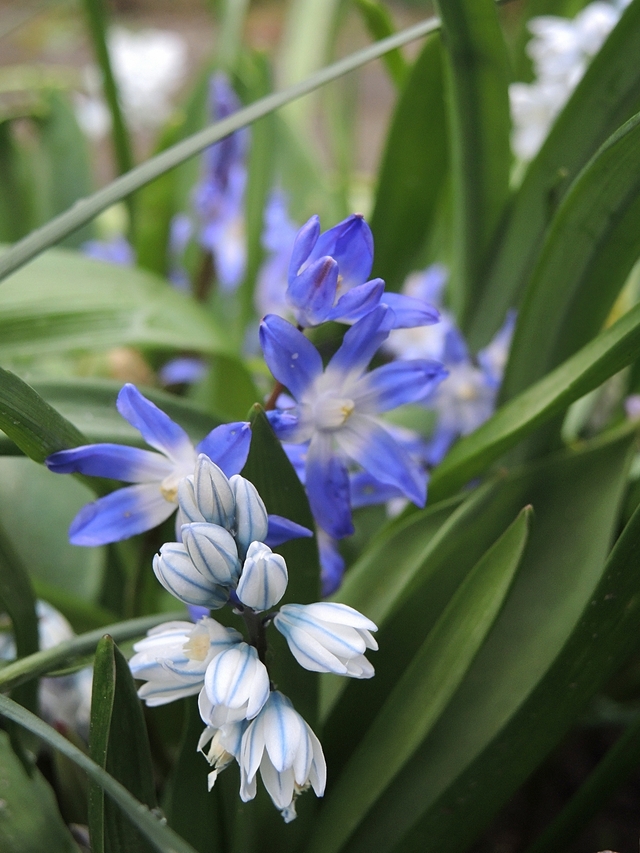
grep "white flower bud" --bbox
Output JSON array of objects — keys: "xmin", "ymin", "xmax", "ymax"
[
  {"xmin": 182, "ymin": 522, "xmax": 241, "ymax": 587},
  {"xmin": 153, "ymin": 542, "xmax": 228, "ymax": 609},
  {"xmin": 183, "ymin": 454, "xmax": 236, "ymax": 529},
  {"xmin": 236, "ymin": 542, "xmax": 288, "ymax": 612},
  {"xmin": 201, "ymin": 642, "xmax": 270, "ymax": 726},
  {"xmin": 229, "ymin": 475, "xmax": 268, "ymax": 556}
]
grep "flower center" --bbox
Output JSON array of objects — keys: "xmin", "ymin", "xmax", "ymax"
[
  {"xmin": 183, "ymin": 628, "xmax": 210, "ymax": 661},
  {"xmin": 313, "ymin": 395, "xmax": 355, "ymax": 431},
  {"xmin": 456, "ymin": 380, "xmax": 479, "ymax": 402},
  {"xmin": 160, "ymin": 473, "xmax": 181, "ymax": 502}
]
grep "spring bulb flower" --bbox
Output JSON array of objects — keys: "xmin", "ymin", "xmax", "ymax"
[
  {"xmin": 261, "ymin": 306, "xmax": 447, "ymax": 538},
  {"xmin": 46, "ymin": 384, "xmax": 251, "ymax": 546},
  {"xmin": 200, "ymin": 642, "xmax": 271, "ymax": 726},
  {"xmin": 236, "ymin": 541, "xmax": 288, "ymax": 611}
]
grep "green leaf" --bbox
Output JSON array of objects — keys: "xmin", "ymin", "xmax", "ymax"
[
  {"xmin": 163, "ymin": 697, "xmax": 224, "ymax": 853},
  {"xmin": 0, "ymin": 458, "xmax": 105, "ymax": 601},
  {"xmin": 500, "ymin": 110, "xmax": 640, "ymax": 402},
  {"xmin": 433, "ymin": 0, "xmax": 511, "ymax": 324},
  {"xmin": 189, "ymin": 355, "xmax": 260, "ymax": 423},
  {"xmin": 306, "ymin": 508, "xmax": 530, "ymax": 853},
  {"xmin": 352, "ymin": 0, "xmax": 409, "ymax": 88},
  {"xmin": 0, "ymin": 520, "xmax": 39, "ymax": 715},
  {"xmin": 0, "ymin": 367, "xmax": 86, "ymax": 462},
  {"xmin": 342, "ymin": 430, "xmax": 633, "ymax": 853},
  {"xmin": 0, "ymin": 694, "xmax": 199, "ymax": 853},
  {"xmin": 89, "ymin": 636, "xmax": 156, "ymax": 853},
  {"xmin": 0, "ymin": 247, "xmax": 231, "ymax": 358},
  {"xmin": 241, "ymin": 405, "xmax": 320, "ymax": 724},
  {"xmin": 428, "ymin": 303, "xmax": 640, "ymax": 502},
  {"xmin": 369, "ymin": 35, "xmax": 447, "ymax": 292},
  {"xmin": 468, "ymin": 0, "xmax": 640, "ymax": 349},
  {"xmin": 0, "ymin": 16, "xmax": 440, "ymax": 284},
  {"xmin": 0, "ymin": 611, "xmax": 186, "ymax": 694},
  {"xmin": 0, "ymin": 121, "xmax": 35, "ymax": 242},
  {"xmin": 0, "ymin": 729, "xmax": 78, "ymax": 853}
]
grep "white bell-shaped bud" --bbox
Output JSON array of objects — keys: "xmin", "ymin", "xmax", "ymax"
[
  {"xmin": 182, "ymin": 523, "xmax": 241, "ymax": 588},
  {"xmin": 236, "ymin": 542, "xmax": 288, "ymax": 612},
  {"xmin": 229, "ymin": 475, "xmax": 268, "ymax": 556},
  {"xmin": 153, "ymin": 542, "xmax": 228, "ymax": 609}
]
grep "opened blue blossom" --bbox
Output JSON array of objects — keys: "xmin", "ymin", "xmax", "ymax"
[
  {"xmin": 260, "ymin": 306, "xmax": 447, "ymax": 538},
  {"xmin": 286, "ymin": 213, "xmax": 441, "ymax": 329},
  {"xmin": 46, "ymin": 384, "xmax": 251, "ymax": 546}
]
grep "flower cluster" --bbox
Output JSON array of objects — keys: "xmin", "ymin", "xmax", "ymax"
[
  {"xmin": 510, "ymin": 1, "xmax": 626, "ymax": 162},
  {"xmin": 385, "ymin": 266, "xmax": 515, "ymax": 466},
  {"xmin": 129, "ymin": 454, "xmax": 377, "ymax": 821}
]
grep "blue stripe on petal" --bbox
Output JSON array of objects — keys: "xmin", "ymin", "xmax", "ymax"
[
  {"xmin": 354, "ymin": 360, "xmax": 447, "ymax": 413},
  {"xmin": 328, "ymin": 305, "xmax": 394, "ymax": 377},
  {"xmin": 46, "ymin": 444, "xmax": 171, "ymax": 482},
  {"xmin": 259, "ymin": 315, "xmax": 323, "ymax": 401},
  {"xmin": 305, "ymin": 434, "xmax": 353, "ymax": 539},
  {"xmin": 116, "ymin": 384, "xmax": 193, "ymax": 459},
  {"xmin": 69, "ymin": 483, "xmax": 174, "ymax": 546},
  {"xmin": 336, "ymin": 415, "xmax": 426, "ymax": 507},
  {"xmin": 197, "ymin": 421, "xmax": 251, "ymax": 477},
  {"xmin": 380, "ymin": 292, "xmax": 440, "ymax": 328}
]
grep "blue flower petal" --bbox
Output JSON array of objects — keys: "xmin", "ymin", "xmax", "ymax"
[
  {"xmin": 288, "ymin": 215, "xmax": 320, "ymax": 279},
  {"xmin": 197, "ymin": 422, "xmax": 252, "ymax": 477},
  {"xmin": 305, "ymin": 434, "xmax": 354, "ymax": 539},
  {"xmin": 336, "ymin": 414, "xmax": 426, "ymax": 507},
  {"xmin": 380, "ymin": 293, "xmax": 440, "ymax": 329},
  {"xmin": 349, "ymin": 471, "xmax": 405, "ymax": 509},
  {"xmin": 308, "ymin": 214, "xmax": 373, "ymax": 290},
  {"xmin": 328, "ymin": 305, "xmax": 395, "ymax": 377},
  {"xmin": 266, "ymin": 410, "xmax": 301, "ymax": 442},
  {"xmin": 265, "ymin": 515, "xmax": 313, "ymax": 547},
  {"xmin": 46, "ymin": 444, "xmax": 171, "ymax": 482},
  {"xmin": 160, "ymin": 357, "xmax": 208, "ymax": 386},
  {"xmin": 260, "ymin": 315, "xmax": 323, "ymax": 401},
  {"xmin": 443, "ymin": 327, "xmax": 470, "ymax": 364},
  {"xmin": 116, "ymin": 384, "xmax": 193, "ymax": 460},
  {"xmin": 327, "ymin": 279, "xmax": 384, "ymax": 324},
  {"xmin": 425, "ymin": 425, "xmax": 458, "ymax": 466},
  {"xmin": 317, "ymin": 530, "xmax": 345, "ymax": 596},
  {"xmin": 68, "ymin": 483, "xmax": 175, "ymax": 546},
  {"xmin": 354, "ymin": 360, "xmax": 448, "ymax": 413},
  {"xmin": 287, "ymin": 257, "xmax": 339, "ymax": 326}
]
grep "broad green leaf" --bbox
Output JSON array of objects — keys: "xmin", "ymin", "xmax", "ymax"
[
  {"xmin": 468, "ymin": 0, "xmax": 640, "ymax": 348},
  {"xmin": 241, "ymin": 405, "xmax": 319, "ymax": 724},
  {"xmin": 306, "ymin": 509, "xmax": 530, "ymax": 853},
  {"xmin": 369, "ymin": 35, "xmax": 447, "ymax": 292},
  {"xmin": 0, "ymin": 729, "xmax": 77, "ymax": 853},
  {"xmin": 0, "ymin": 247, "xmax": 231, "ymax": 358},
  {"xmin": 0, "ymin": 16, "xmax": 441, "ymax": 284},
  {"xmin": 0, "ymin": 611, "xmax": 185, "ymax": 693},
  {"xmin": 0, "ymin": 458, "xmax": 105, "ymax": 601},
  {"xmin": 0, "ymin": 367, "xmax": 86, "ymax": 462},
  {"xmin": 434, "ymin": 0, "xmax": 511, "ymax": 324},
  {"xmin": 89, "ymin": 636, "xmax": 156, "ymax": 853},
  {"xmin": 428, "ymin": 303, "xmax": 640, "ymax": 502},
  {"xmin": 0, "ymin": 121, "xmax": 36, "ymax": 243},
  {"xmin": 352, "ymin": 0, "xmax": 409, "ymax": 88},
  {"xmin": 0, "ymin": 694, "xmax": 199, "ymax": 853},
  {"xmin": 342, "ymin": 430, "xmax": 632, "ymax": 853},
  {"xmin": 0, "ymin": 520, "xmax": 39, "ymax": 715},
  {"xmin": 501, "ymin": 111, "xmax": 640, "ymax": 402},
  {"xmin": 163, "ymin": 697, "xmax": 224, "ymax": 853}
]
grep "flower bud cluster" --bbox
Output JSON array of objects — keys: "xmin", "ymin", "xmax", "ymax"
[{"xmin": 130, "ymin": 453, "xmax": 378, "ymax": 821}]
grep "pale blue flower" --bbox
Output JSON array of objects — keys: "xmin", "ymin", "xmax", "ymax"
[
  {"xmin": 46, "ymin": 384, "xmax": 251, "ymax": 546},
  {"xmin": 274, "ymin": 602, "xmax": 377, "ymax": 678},
  {"xmin": 239, "ymin": 691, "xmax": 326, "ymax": 822},
  {"xmin": 200, "ymin": 642, "xmax": 270, "ymax": 726},
  {"xmin": 236, "ymin": 541, "xmax": 288, "ymax": 612},
  {"xmin": 261, "ymin": 306, "xmax": 446, "ymax": 538},
  {"xmin": 82, "ymin": 234, "xmax": 135, "ymax": 266},
  {"xmin": 254, "ymin": 189, "xmax": 299, "ymax": 318},
  {"xmin": 129, "ymin": 617, "xmax": 242, "ymax": 707}
]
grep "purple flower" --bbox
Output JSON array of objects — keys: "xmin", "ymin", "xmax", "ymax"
[
  {"xmin": 45, "ymin": 384, "xmax": 251, "ymax": 546},
  {"xmin": 260, "ymin": 307, "xmax": 446, "ymax": 539},
  {"xmin": 82, "ymin": 235, "xmax": 135, "ymax": 266},
  {"xmin": 286, "ymin": 214, "xmax": 441, "ymax": 330}
]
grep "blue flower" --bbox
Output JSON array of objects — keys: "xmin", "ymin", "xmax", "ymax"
[
  {"xmin": 45, "ymin": 384, "xmax": 252, "ymax": 546},
  {"xmin": 193, "ymin": 73, "xmax": 248, "ymax": 292},
  {"xmin": 82, "ymin": 234, "xmax": 135, "ymax": 266},
  {"xmin": 260, "ymin": 307, "xmax": 447, "ymax": 538},
  {"xmin": 254, "ymin": 189, "xmax": 299, "ymax": 318},
  {"xmin": 286, "ymin": 214, "xmax": 441, "ymax": 329}
]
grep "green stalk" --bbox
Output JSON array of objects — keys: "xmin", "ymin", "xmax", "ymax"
[
  {"xmin": 0, "ymin": 15, "xmax": 440, "ymax": 285},
  {"xmin": 0, "ymin": 611, "xmax": 185, "ymax": 692}
]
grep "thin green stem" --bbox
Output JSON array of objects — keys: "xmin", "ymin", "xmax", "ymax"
[
  {"xmin": 0, "ymin": 611, "xmax": 185, "ymax": 692},
  {"xmin": 81, "ymin": 0, "xmax": 135, "ymax": 225},
  {"xmin": 0, "ymin": 15, "xmax": 440, "ymax": 285}
]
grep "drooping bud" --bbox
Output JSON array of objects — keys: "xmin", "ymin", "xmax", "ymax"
[
  {"xmin": 236, "ymin": 542, "xmax": 288, "ymax": 612},
  {"xmin": 201, "ymin": 642, "xmax": 270, "ymax": 726}
]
